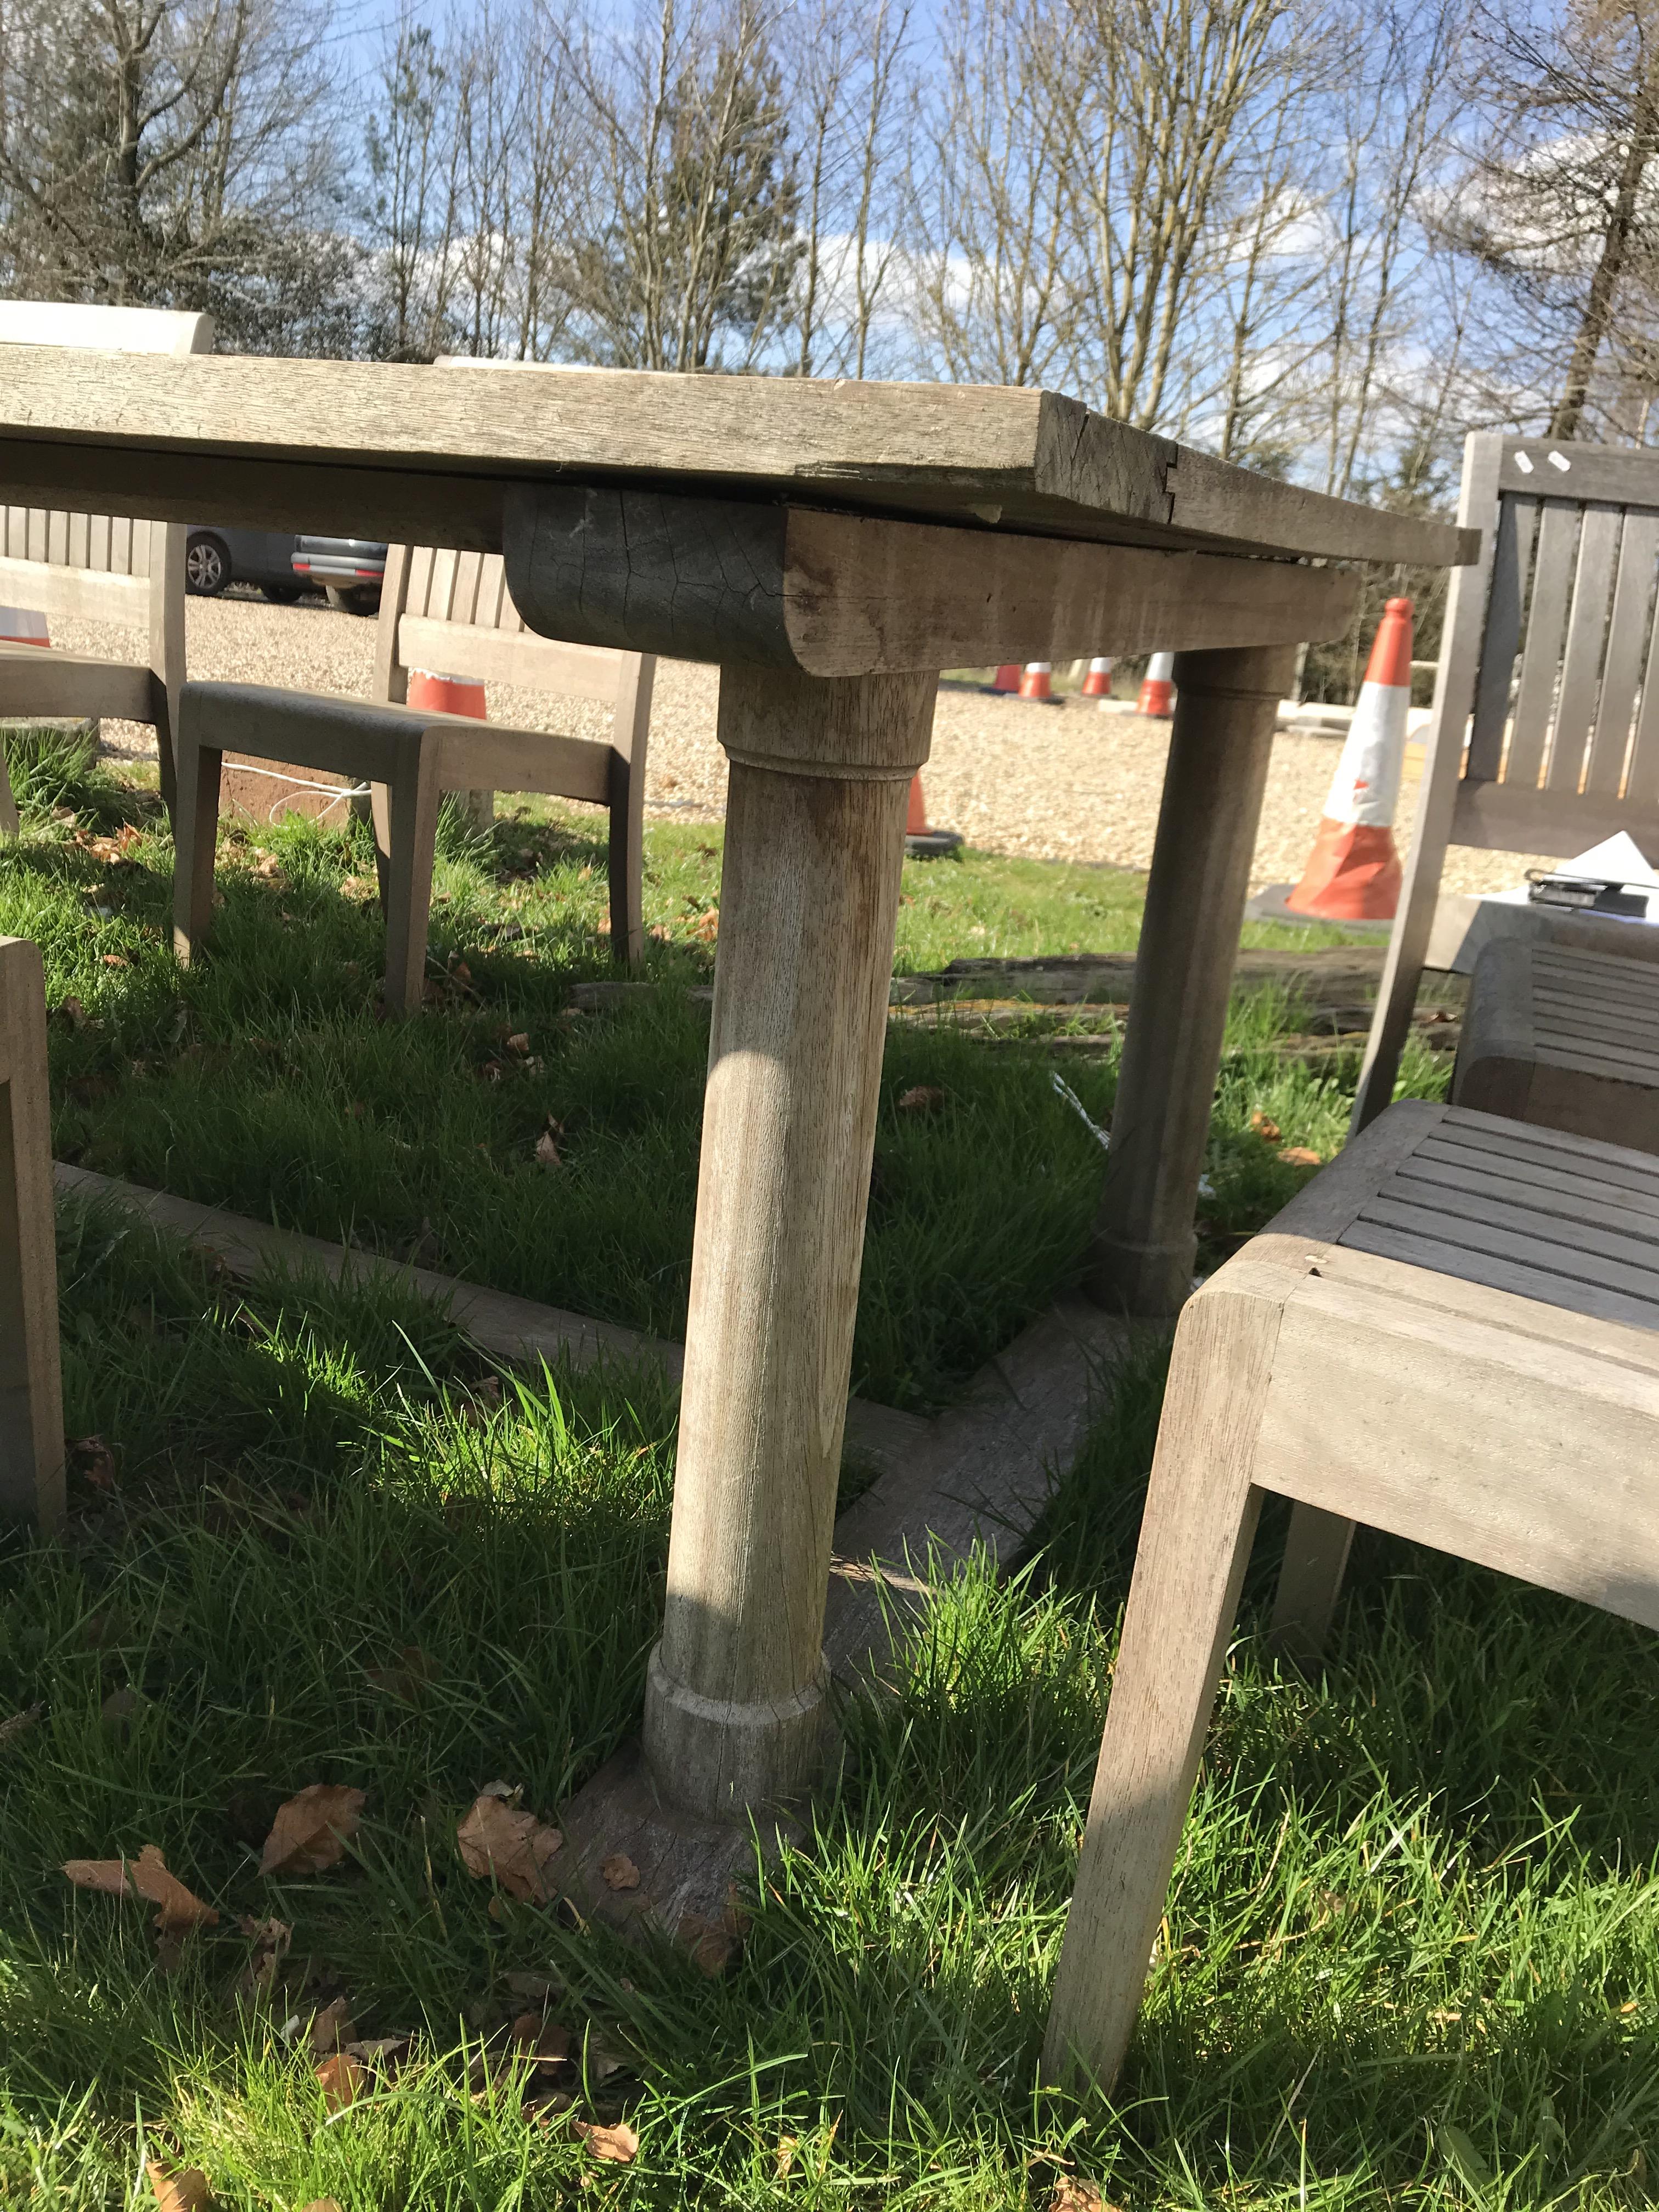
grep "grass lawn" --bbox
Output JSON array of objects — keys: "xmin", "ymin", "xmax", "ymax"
[{"xmin": 8, "ymin": 731, "xmax": 1655, "ymax": 2208}]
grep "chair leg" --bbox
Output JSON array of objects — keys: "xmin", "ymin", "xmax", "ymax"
[
  {"xmin": 369, "ymin": 782, "xmax": 393, "ymax": 906},
  {"xmin": 0, "ymin": 745, "xmax": 19, "ymax": 838},
  {"xmin": 0, "ymin": 938, "xmax": 65, "ymax": 1530},
  {"xmin": 608, "ymin": 739, "xmax": 646, "ymax": 968},
  {"xmin": 172, "ymin": 727, "xmax": 224, "ymax": 966},
  {"xmin": 1268, "ymin": 1502, "xmax": 1356, "ymax": 1667},
  {"xmin": 380, "ymin": 741, "xmax": 441, "ymax": 1015},
  {"xmin": 1041, "ymin": 1291, "xmax": 1274, "ymax": 2093}
]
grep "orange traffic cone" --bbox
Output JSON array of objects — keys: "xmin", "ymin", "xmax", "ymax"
[
  {"xmin": 1285, "ymin": 597, "xmax": 1413, "ymax": 923},
  {"xmin": 905, "ymin": 772, "xmax": 963, "ymax": 858},
  {"xmin": 1019, "ymin": 662, "xmax": 1053, "ymax": 701},
  {"xmin": 408, "ymin": 668, "xmax": 486, "ymax": 719},
  {"xmin": 990, "ymin": 664, "xmax": 1022, "ymax": 692},
  {"xmin": 0, "ymin": 607, "xmax": 48, "ymax": 647},
  {"xmin": 1137, "ymin": 652, "xmax": 1174, "ymax": 715},
  {"xmin": 1081, "ymin": 656, "xmax": 1113, "ymax": 697}
]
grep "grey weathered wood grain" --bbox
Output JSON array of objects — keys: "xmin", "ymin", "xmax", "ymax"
[
  {"xmin": 1583, "ymin": 508, "xmax": 1659, "ymax": 794},
  {"xmin": 0, "ymin": 938, "xmax": 63, "ymax": 1530},
  {"xmin": 504, "ymin": 484, "xmax": 1361, "ymax": 676},
  {"xmin": 1047, "ymin": 1097, "xmax": 1659, "ymax": 2091},
  {"xmin": 1546, "ymin": 502, "xmax": 1621, "ymax": 791},
  {"xmin": 0, "ymin": 347, "xmax": 1477, "ymax": 566},
  {"xmin": 1090, "ymin": 642, "xmax": 1298, "ymax": 1314},
  {"xmin": 1465, "ymin": 492, "xmax": 1536, "ymax": 781},
  {"xmin": 1505, "ymin": 500, "xmax": 1581, "ymax": 792}
]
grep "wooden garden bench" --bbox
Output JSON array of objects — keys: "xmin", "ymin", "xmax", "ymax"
[
  {"xmin": 1356, "ymin": 433, "xmax": 1659, "ymax": 1132},
  {"xmin": 1453, "ymin": 936, "xmax": 1659, "ymax": 1151},
  {"xmin": 0, "ymin": 302, "xmax": 212, "ymax": 822},
  {"xmin": 172, "ymin": 541, "xmax": 656, "ymax": 1009},
  {"xmin": 0, "ymin": 935, "xmax": 64, "ymax": 1530},
  {"xmin": 1282, "ymin": 437, "xmax": 1659, "ymax": 1654},
  {"xmin": 1043, "ymin": 1096, "xmax": 1659, "ymax": 2093}
]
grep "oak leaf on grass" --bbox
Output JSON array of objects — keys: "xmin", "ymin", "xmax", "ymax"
[
  {"xmin": 63, "ymin": 1844, "xmax": 218, "ymax": 1929},
  {"xmin": 146, "ymin": 2159, "xmax": 212, "ymax": 2212},
  {"xmin": 572, "ymin": 2118, "xmax": 639, "ymax": 2164},
  {"xmin": 456, "ymin": 1793, "xmax": 563, "ymax": 1903},
  {"xmin": 314, "ymin": 2052, "xmax": 365, "ymax": 2111},
  {"xmin": 259, "ymin": 1784, "xmax": 366, "ymax": 1876}
]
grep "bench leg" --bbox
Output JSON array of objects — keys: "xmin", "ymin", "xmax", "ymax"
[
  {"xmin": 378, "ymin": 744, "xmax": 441, "ymax": 1015},
  {"xmin": 0, "ymin": 748, "xmax": 19, "ymax": 838},
  {"xmin": 172, "ymin": 730, "xmax": 223, "ymax": 966},
  {"xmin": 1268, "ymin": 1502, "xmax": 1356, "ymax": 1666},
  {"xmin": 1042, "ymin": 1290, "xmax": 1272, "ymax": 2091},
  {"xmin": 0, "ymin": 938, "xmax": 64, "ymax": 1530}
]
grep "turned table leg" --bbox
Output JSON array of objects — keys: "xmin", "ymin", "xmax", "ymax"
[
  {"xmin": 642, "ymin": 665, "xmax": 936, "ymax": 1822},
  {"xmin": 0, "ymin": 937, "xmax": 64, "ymax": 1530},
  {"xmin": 1091, "ymin": 643, "xmax": 1299, "ymax": 1317}
]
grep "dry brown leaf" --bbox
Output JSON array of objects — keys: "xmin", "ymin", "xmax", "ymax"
[
  {"xmin": 896, "ymin": 1085, "xmax": 947, "ymax": 1115},
  {"xmin": 71, "ymin": 1436, "xmax": 117, "ymax": 1490},
  {"xmin": 775, "ymin": 2135, "xmax": 799, "ymax": 2178},
  {"xmin": 309, "ymin": 1996, "xmax": 356, "ymax": 2056},
  {"xmin": 533, "ymin": 1130, "xmax": 561, "ymax": 1167},
  {"xmin": 64, "ymin": 1845, "xmax": 217, "ymax": 1930},
  {"xmin": 1050, "ymin": 2179, "xmax": 1114, "ymax": 2212},
  {"xmin": 259, "ymin": 1783, "xmax": 366, "ymax": 1876},
  {"xmin": 314, "ymin": 2051, "xmax": 364, "ymax": 2112},
  {"xmin": 131, "ymin": 1845, "xmax": 218, "ymax": 1930},
  {"xmin": 505, "ymin": 1031, "xmax": 531, "ymax": 1056},
  {"xmin": 63, "ymin": 1855, "xmax": 131, "ymax": 1900},
  {"xmin": 1279, "ymin": 1146, "xmax": 1323, "ymax": 1168},
  {"xmin": 300, "ymin": 2202, "xmax": 345, "ymax": 2212},
  {"xmin": 1250, "ymin": 1110, "xmax": 1282, "ymax": 1143},
  {"xmin": 0, "ymin": 1701, "xmax": 42, "ymax": 1750},
  {"xmin": 600, "ymin": 1852, "xmax": 641, "ymax": 1892},
  {"xmin": 676, "ymin": 1911, "xmax": 736, "ymax": 1977},
  {"xmin": 345, "ymin": 2036, "xmax": 411, "ymax": 2063},
  {"xmin": 146, "ymin": 2159, "xmax": 212, "ymax": 2211},
  {"xmin": 572, "ymin": 2118, "xmax": 639, "ymax": 2165},
  {"xmin": 692, "ymin": 907, "xmax": 719, "ymax": 941},
  {"xmin": 456, "ymin": 1795, "xmax": 563, "ymax": 1903},
  {"xmin": 57, "ymin": 995, "xmax": 88, "ymax": 1027},
  {"xmin": 505, "ymin": 1970, "xmax": 558, "ymax": 2002},
  {"xmin": 100, "ymin": 951, "xmax": 131, "ymax": 968}
]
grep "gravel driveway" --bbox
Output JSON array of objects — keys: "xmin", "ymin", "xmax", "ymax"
[{"xmin": 47, "ymin": 591, "xmax": 1555, "ymax": 896}]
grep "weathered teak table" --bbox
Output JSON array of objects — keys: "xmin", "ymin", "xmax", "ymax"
[{"xmin": 0, "ymin": 355, "xmax": 1474, "ymax": 1826}]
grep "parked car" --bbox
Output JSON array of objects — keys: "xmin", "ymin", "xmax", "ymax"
[
  {"xmin": 293, "ymin": 537, "xmax": 387, "ymax": 614},
  {"xmin": 185, "ymin": 526, "xmax": 305, "ymax": 600}
]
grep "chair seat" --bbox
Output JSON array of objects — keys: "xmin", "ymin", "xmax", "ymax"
[
  {"xmin": 1454, "ymin": 936, "xmax": 1659, "ymax": 1153},
  {"xmin": 0, "ymin": 645, "xmax": 154, "ymax": 724},
  {"xmin": 182, "ymin": 680, "xmax": 612, "ymax": 806}
]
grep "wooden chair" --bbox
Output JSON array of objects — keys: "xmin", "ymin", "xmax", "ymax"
[
  {"xmin": 1355, "ymin": 433, "xmax": 1659, "ymax": 1136},
  {"xmin": 1453, "ymin": 935, "xmax": 1659, "ymax": 1150},
  {"xmin": 172, "ymin": 543, "xmax": 656, "ymax": 1010},
  {"xmin": 0, "ymin": 936, "xmax": 64, "ymax": 1531},
  {"xmin": 1287, "ymin": 438, "xmax": 1659, "ymax": 1650},
  {"xmin": 0, "ymin": 302, "xmax": 214, "ymax": 822},
  {"xmin": 1042, "ymin": 1097, "xmax": 1659, "ymax": 2093}
]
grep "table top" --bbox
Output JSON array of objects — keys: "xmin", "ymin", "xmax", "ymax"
[{"xmin": 0, "ymin": 349, "xmax": 1476, "ymax": 569}]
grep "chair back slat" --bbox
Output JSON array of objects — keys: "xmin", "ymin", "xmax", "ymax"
[
  {"xmin": 1546, "ymin": 503, "xmax": 1623, "ymax": 791},
  {"xmin": 1586, "ymin": 509, "xmax": 1659, "ymax": 795},
  {"xmin": 390, "ymin": 541, "xmax": 625, "ymax": 699},
  {"xmin": 1505, "ymin": 500, "xmax": 1581, "ymax": 791},
  {"xmin": 1466, "ymin": 493, "xmax": 1535, "ymax": 780}
]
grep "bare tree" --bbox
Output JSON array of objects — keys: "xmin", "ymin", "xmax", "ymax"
[
  {"xmin": 556, "ymin": 0, "xmax": 800, "ymax": 371},
  {"xmin": 909, "ymin": 0, "xmax": 1080, "ymax": 387},
  {"xmin": 1446, "ymin": 0, "xmax": 1659, "ymax": 438},
  {"xmin": 0, "ymin": 0, "xmax": 349, "ymax": 347}
]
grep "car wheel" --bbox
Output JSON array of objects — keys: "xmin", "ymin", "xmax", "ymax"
[
  {"xmin": 325, "ymin": 584, "xmax": 381, "ymax": 616},
  {"xmin": 261, "ymin": 582, "xmax": 302, "ymax": 604},
  {"xmin": 185, "ymin": 533, "xmax": 230, "ymax": 595}
]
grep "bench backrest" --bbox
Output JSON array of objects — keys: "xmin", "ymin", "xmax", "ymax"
[
  {"xmin": 1447, "ymin": 437, "xmax": 1659, "ymax": 859},
  {"xmin": 0, "ymin": 302, "xmax": 213, "ymax": 680},
  {"xmin": 380, "ymin": 544, "xmax": 643, "ymax": 707},
  {"xmin": 1353, "ymin": 433, "xmax": 1659, "ymax": 1132}
]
